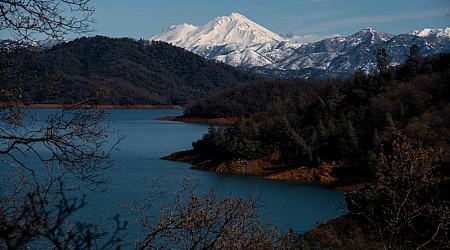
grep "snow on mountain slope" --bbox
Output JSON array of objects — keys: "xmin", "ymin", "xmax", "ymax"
[
  {"xmin": 151, "ymin": 13, "xmax": 284, "ymax": 48},
  {"xmin": 265, "ymin": 28, "xmax": 394, "ymax": 71},
  {"xmin": 195, "ymin": 41, "xmax": 300, "ymax": 68},
  {"xmin": 410, "ymin": 28, "xmax": 450, "ymax": 38},
  {"xmin": 151, "ymin": 14, "xmax": 450, "ymax": 77},
  {"xmin": 276, "ymin": 28, "xmax": 449, "ymax": 74},
  {"xmin": 151, "ymin": 23, "xmax": 199, "ymax": 47}
]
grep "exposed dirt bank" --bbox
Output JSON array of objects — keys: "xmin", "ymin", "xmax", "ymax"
[
  {"xmin": 161, "ymin": 150, "xmax": 358, "ymax": 186},
  {"xmin": 155, "ymin": 115, "xmax": 237, "ymax": 125}
]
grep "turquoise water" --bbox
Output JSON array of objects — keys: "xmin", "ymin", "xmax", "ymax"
[{"xmin": 2, "ymin": 109, "xmax": 347, "ymax": 247}]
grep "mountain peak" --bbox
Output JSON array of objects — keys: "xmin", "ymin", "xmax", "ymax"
[
  {"xmin": 229, "ymin": 12, "xmax": 246, "ymax": 18},
  {"xmin": 151, "ymin": 13, "xmax": 284, "ymax": 48},
  {"xmin": 215, "ymin": 12, "xmax": 249, "ymax": 22},
  {"xmin": 362, "ymin": 27, "xmax": 376, "ymax": 32},
  {"xmin": 356, "ymin": 27, "xmax": 382, "ymax": 35},
  {"xmin": 350, "ymin": 27, "xmax": 393, "ymax": 42}
]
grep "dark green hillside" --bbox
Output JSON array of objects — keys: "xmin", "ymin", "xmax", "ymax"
[
  {"xmin": 2, "ymin": 36, "xmax": 262, "ymax": 105},
  {"xmin": 184, "ymin": 78, "xmax": 327, "ymax": 118},
  {"xmin": 178, "ymin": 53, "xmax": 450, "ymax": 248},
  {"xmin": 187, "ymin": 53, "xmax": 450, "ymax": 171}
]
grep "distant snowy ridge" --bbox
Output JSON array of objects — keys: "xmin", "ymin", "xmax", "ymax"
[
  {"xmin": 0, "ymin": 38, "xmax": 70, "ymax": 51},
  {"xmin": 410, "ymin": 28, "xmax": 450, "ymax": 38}
]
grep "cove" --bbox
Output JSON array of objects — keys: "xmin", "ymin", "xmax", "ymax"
[{"xmin": 7, "ymin": 109, "xmax": 347, "ymax": 247}]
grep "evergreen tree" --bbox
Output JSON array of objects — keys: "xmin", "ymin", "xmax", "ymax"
[
  {"xmin": 338, "ymin": 120, "xmax": 360, "ymax": 159},
  {"xmin": 384, "ymin": 112, "xmax": 396, "ymax": 134},
  {"xmin": 353, "ymin": 68, "xmax": 367, "ymax": 89},
  {"xmin": 405, "ymin": 44, "xmax": 422, "ymax": 79},
  {"xmin": 376, "ymin": 48, "xmax": 388, "ymax": 74},
  {"xmin": 376, "ymin": 48, "xmax": 395, "ymax": 86}
]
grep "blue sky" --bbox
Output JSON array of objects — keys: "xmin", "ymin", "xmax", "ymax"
[
  {"xmin": 91, "ymin": 0, "xmax": 449, "ymax": 39},
  {"xmin": 2, "ymin": 0, "xmax": 450, "ymax": 40}
]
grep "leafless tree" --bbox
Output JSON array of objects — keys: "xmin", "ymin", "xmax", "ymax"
[
  {"xmin": 1, "ymin": 1, "xmax": 126, "ymax": 249},
  {"xmin": 348, "ymin": 133, "xmax": 449, "ymax": 249},
  {"xmin": 0, "ymin": 0, "xmax": 94, "ymax": 41},
  {"xmin": 0, "ymin": 88, "xmax": 126, "ymax": 249},
  {"xmin": 126, "ymin": 178, "xmax": 296, "ymax": 250}
]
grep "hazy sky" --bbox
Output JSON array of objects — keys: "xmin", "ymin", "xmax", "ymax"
[{"xmin": 1, "ymin": 0, "xmax": 450, "ymax": 40}]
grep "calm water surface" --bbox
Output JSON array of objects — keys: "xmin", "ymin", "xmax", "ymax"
[{"xmin": 13, "ymin": 109, "xmax": 347, "ymax": 247}]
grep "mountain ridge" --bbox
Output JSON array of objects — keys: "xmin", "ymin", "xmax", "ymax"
[{"xmin": 151, "ymin": 13, "xmax": 450, "ymax": 77}]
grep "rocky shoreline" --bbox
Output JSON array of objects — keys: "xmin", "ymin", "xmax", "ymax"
[
  {"xmin": 161, "ymin": 149, "xmax": 359, "ymax": 190},
  {"xmin": 154, "ymin": 115, "xmax": 364, "ymax": 192},
  {"xmin": 158, "ymin": 116, "xmax": 362, "ymax": 190}
]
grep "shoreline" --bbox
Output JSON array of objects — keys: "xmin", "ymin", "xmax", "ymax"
[
  {"xmin": 155, "ymin": 115, "xmax": 237, "ymax": 125},
  {"xmin": 161, "ymin": 149, "xmax": 361, "ymax": 192},
  {"xmin": 12, "ymin": 103, "xmax": 183, "ymax": 109}
]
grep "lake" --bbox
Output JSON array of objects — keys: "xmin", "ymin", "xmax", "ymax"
[{"xmin": 3, "ymin": 109, "xmax": 347, "ymax": 248}]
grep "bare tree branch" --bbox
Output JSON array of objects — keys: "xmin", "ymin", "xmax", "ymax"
[
  {"xmin": 128, "ymin": 179, "xmax": 283, "ymax": 250},
  {"xmin": 0, "ymin": 0, "xmax": 95, "ymax": 42}
]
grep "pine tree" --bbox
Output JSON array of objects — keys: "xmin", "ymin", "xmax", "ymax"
[
  {"xmin": 405, "ymin": 44, "xmax": 422, "ymax": 79},
  {"xmin": 376, "ymin": 48, "xmax": 388, "ymax": 74},
  {"xmin": 339, "ymin": 120, "xmax": 360, "ymax": 158}
]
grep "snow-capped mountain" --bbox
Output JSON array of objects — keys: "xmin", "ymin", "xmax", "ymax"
[
  {"xmin": 151, "ymin": 13, "xmax": 285, "ymax": 48},
  {"xmin": 151, "ymin": 14, "xmax": 450, "ymax": 77},
  {"xmin": 151, "ymin": 13, "xmax": 302, "ymax": 68}
]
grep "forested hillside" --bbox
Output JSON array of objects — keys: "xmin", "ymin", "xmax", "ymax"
[
  {"xmin": 175, "ymin": 52, "xmax": 450, "ymax": 248},
  {"xmin": 1, "ymin": 36, "xmax": 262, "ymax": 105},
  {"xmin": 186, "ymin": 52, "xmax": 450, "ymax": 173}
]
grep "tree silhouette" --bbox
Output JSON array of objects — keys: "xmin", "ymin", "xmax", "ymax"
[
  {"xmin": 1, "ymin": 1, "xmax": 126, "ymax": 248},
  {"xmin": 405, "ymin": 44, "xmax": 422, "ymax": 79}
]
